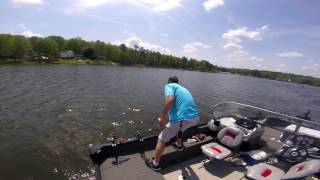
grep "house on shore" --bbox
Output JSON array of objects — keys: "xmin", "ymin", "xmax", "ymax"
[{"xmin": 60, "ymin": 50, "xmax": 74, "ymax": 59}]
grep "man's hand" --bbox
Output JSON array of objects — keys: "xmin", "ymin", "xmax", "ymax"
[
  {"xmin": 159, "ymin": 114, "xmax": 168, "ymax": 129},
  {"xmin": 160, "ymin": 96, "xmax": 174, "ymax": 129}
]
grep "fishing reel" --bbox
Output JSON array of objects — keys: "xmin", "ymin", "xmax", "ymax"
[{"xmin": 135, "ymin": 130, "xmax": 144, "ymax": 141}]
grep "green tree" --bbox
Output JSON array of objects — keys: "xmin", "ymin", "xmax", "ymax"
[
  {"xmin": 83, "ymin": 47, "xmax": 97, "ymax": 60},
  {"xmin": 12, "ymin": 36, "xmax": 30, "ymax": 59},
  {"xmin": 34, "ymin": 38, "xmax": 59, "ymax": 57},
  {"xmin": 93, "ymin": 40, "xmax": 106, "ymax": 57},
  {"xmin": 0, "ymin": 34, "xmax": 14, "ymax": 58},
  {"xmin": 63, "ymin": 38, "xmax": 83, "ymax": 54},
  {"xmin": 47, "ymin": 36, "xmax": 65, "ymax": 50}
]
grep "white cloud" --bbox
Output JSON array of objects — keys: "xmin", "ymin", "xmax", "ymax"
[
  {"xmin": 181, "ymin": 42, "xmax": 211, "ymax": 53},
  {"xmin": 75, "ymin": 0, "xmax": 113, "ymax": 8},
  {"xmin": 12, "ymin": 0, "xmax": 43, "ymax": 4},
  {"xmin": 160, "ymin": 33, "xmax": 169, "ymax": 37},
  {"xmin": 131, "ymin": 0, "xmax": 181, "ymax": 12},
  {"xmin": 65, "ymin": 0, "xmax": 113, "ymax": 13},
  {"xmin": 222, "ymin": 25, "xmax": 268, "ymax": 66},
  {"xmin": 223, "ymin": 42, "xmax": 242, "ymax": 50},
  {"xmin": 203, "ymin": 0, "xmax": 224, "ymax": 11},
  {"xmin": 18, "ymin": 23, "xmax": 42, "ymax": 37},
  {"xmin": 19, "ymin": 23, "xmax": 26, "ymax": 30},
  {"xmin": 126, "ymin": 0, "xmax": 178, "ymax": 21},
  {"xmin": 21, "ymin": 30, "xmax": 42, "ymax": 37},
  {"xmin": 226, "ymin": 50, "xmax": 249, "ymax": 61},
  {"xmin": 255, "ymin": 64, "xmax": 267, "ymax": 70},
  {"xmin": 65, "ymin": 0, "xmax": 179, "ymax": 23},
  {"xmin": 122, "ymin": 30, "xmax": 136, "ymax": 36},
  {"xmin": 275, "ymin": 64, "xmax": 288, "ymax": 72},
  {"xmin": 111, "ymin": 40, "xmax": 122, "ymax": 46},
  {"xmin": 226, "ymin": 50, "xmax": 264, "ymax": 62},
  {"xmin": 259, "ymin": 25, "xmax": 269, "ymax": 31},
  {"xmin": 303, "ymin": 64, "xmax": 319, "ymax": 71},
  {"xmin": 71, "ymin": 0, "xmax": 181, "ymax": 11},
  {"xmin": 222, "ymin": 25, "xmax": 270, "ymax": 43},
  {"xmin": 117, "ymin": 36, "xmax": 171, "ymax": 54},
  {"xmin": 153, "ymin": 0, "xmax": 181, "ymax": 11},
  {"xmin": 222, "ymin": 50, "xmax": 266, "ymax": 70},
  {"xmin": 302, "ymin": 64, "xmax": 320, "ymax": 77},
  {"xmin": 182, "ymin": 44, "xmax": 197, "ymax": 54},
  {"xmin": 250, "ymin": 56, "xmax": 264, "ymax": 62},
  {"xmin": 277, "ymin": 51, "xmax": 303, "ymax": 58},
  {"xmin": 279, "ymin": 64, "xmax": 286, "ymax": 68}
]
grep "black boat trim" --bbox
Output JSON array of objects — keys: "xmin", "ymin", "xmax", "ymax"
[{"xmin": 88, "ymin": 123, "xmax": 211, "ymax": 180}]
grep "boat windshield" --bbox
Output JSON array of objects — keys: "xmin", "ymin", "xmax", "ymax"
[{"xmin": 212, "ymin": 102, "xmax": 320, "ymax": 133}]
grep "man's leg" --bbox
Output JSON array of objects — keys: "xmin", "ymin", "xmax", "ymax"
[
  {"xmin": 175, "ymin": 118, "xmax": 200, "ymax": 147},
  {"xmin": 153, "ymin": 138, "xmax": 166, "ymax": 164},
  {"xmin": 152, "ymin": 122, "xmax": 178, "ymax": 165},
  {"xmin": 176, "ymin": 136, "xmax": 182, "ymax": 146}
]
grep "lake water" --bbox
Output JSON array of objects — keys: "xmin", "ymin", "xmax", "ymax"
[{"xmin": 0, "ymin": 65, "xmax": 319, "ymax": 180}]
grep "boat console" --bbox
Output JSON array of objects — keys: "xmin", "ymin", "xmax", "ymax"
[{"xmin": 277, "ymin": 130, "xmax": 320, "ymax": 163}]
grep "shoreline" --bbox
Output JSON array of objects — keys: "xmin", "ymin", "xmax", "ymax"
[
  {"xmin": 0, "ymin": 58, "xmax": 319, "ymax": 87},
  {"xmin": 0, "ymin": 59, "xmax": 119, "ymax": 65}
]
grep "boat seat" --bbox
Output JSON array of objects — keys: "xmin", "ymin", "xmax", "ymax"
[
  {"xmin": 247, "ymin": 163, "xmax": 285, "ymax": 180},
  {"xmin": 201, "ymin": 142, "xmax": 231, "ymax": 160},
  {"xmin": 201, "ymin": 126, "xmax": 244, "ymax": 160},
  {"xmin": 246, "ymin": 159, "xmax": 320, "ymax": 180}
]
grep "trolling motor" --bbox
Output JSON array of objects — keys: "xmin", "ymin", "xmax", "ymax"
[{"xmin": 296, "ymin": 110, "xmax": 311, "ymax": 120}]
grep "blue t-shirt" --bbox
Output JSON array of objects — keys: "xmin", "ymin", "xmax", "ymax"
[{"xmin": 165, "ymin": 83, "xmax": 199, "ymax": 122}]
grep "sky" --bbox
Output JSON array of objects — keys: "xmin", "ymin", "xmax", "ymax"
[{"xmin": 0, "ymin": 0, "xmax": 319, "ymax": 77}]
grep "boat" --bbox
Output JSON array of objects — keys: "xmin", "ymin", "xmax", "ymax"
[{"xmin": 88, "ymin": 102, "xmax": 320, "ymax": 180}]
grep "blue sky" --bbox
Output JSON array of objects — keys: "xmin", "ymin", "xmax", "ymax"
[{"xmin": 1, "ymin": 0, "xmax": 319, "ymax": 77}]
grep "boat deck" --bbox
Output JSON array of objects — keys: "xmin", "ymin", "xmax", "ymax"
[
  {"xmin": 163, "ymin": 155, "xmax": 246, "ymax": 180},
  {"xmin": 99, "ymin": 127, "xmax": 284, "ymax": 180}
]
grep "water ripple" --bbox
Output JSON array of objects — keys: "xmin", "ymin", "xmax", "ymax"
[{"xmin": 0, "ymin": 65, "xmax": 319, "ymax": 180}]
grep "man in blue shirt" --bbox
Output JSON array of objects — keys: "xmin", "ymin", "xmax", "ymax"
[{"xmin": 146, "ymin": 76, "xmax": 199, "ymax": 171}]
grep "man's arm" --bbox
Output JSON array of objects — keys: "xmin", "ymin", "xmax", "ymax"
[{"xmin": 160, "ymin": 96, "xmax": 174, "ymax": 128}]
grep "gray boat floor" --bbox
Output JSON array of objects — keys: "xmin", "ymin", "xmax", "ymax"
[{"xmin": 100, "ymin": 127, "xmax": 283, "ymax": 180}]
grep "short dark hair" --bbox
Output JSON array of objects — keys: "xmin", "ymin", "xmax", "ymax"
[{"xmin": 168, "ymin": 76, "xmax": 179, "ymax": 83}]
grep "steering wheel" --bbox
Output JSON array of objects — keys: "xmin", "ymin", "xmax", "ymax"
[
  {"xmin": 282, "ymin": 146, "xmax": 308, "ymax": 163},
  {"xmin": 235, "ymin": 117, "xmax": 257, "ymax": 130}
]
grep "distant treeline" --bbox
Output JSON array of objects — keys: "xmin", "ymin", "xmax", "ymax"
[{"xmin": 0, "ymin": 34, "xmax": 319, "ymax": 87}]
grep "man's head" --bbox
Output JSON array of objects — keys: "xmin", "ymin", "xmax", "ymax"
[{"xmin": 168, "ymin": 76, "xmax": 179, "ymax": 84}]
